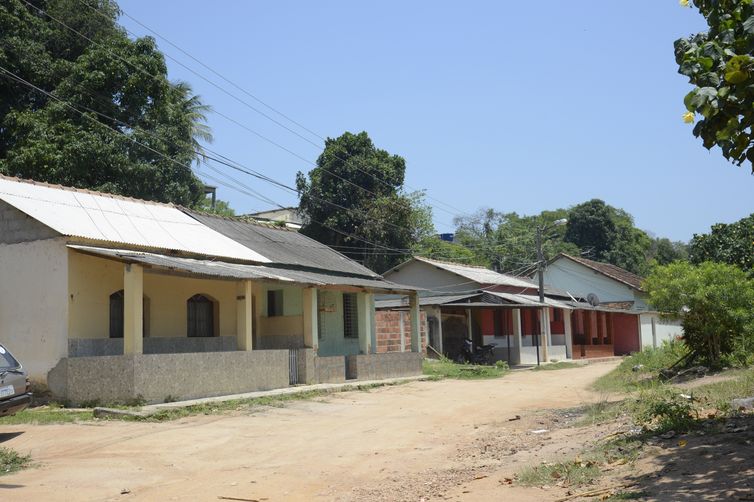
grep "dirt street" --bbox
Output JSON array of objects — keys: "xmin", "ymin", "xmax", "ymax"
[{"xmin": 0, "ymin": 362, "xmax": 618, "ymax": 501}]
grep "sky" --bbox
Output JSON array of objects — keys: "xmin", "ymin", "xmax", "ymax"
[{"xmin": 117, "ymin": 1, "xmax": 754, "ymax": 241}]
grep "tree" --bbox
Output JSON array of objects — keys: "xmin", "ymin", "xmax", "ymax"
[
  {"xmin": 564, "ymin": 199, "xmax": 652, "ymax": 275},
  {"xmin": 645, "ymin": 261, "xmax": 754, "ymax": 368},
  {"xmin": 689, "ymin": 213, "xmax": 754, "ymax": 275},
  {"xmin": 675, "ymin": 0, "xmax": 754, "ymax": 172},
  {"xmin": 196, "ymin": 197, "xmax": 235, "ymax": 217},
  {"xmin": 296, "ymin": 131, "xmax": 433, "ymax": 272},
  {"xmin": 648, "ymin": 237, "xmax": 689, "ymax": 266},
  {"xmin": 453, "ymin": 208, "xmax": 579, "ymax": 274},
  {"xmin": 0, "ymin": 0, "xmax": 211, "ymax": 206}
]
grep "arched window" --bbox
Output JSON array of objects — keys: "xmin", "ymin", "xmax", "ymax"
[
  {"xmin": 109, "ymin": 291, "xmax": 149, "ymax": 338},
  {"xmin": 187, "ymin": 294, "xmax": 216, "ymax": 338}
]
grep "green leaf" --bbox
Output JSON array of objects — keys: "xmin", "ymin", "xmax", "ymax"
[
  {"xmin": 725, "ymin": 70, "xmax": 749, "ymax": 84},
  {"xmin": 743, "ymin": 15, "xmax": 754, "ymax": 34}
]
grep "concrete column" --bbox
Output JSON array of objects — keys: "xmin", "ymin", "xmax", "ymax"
[
  {"xmin": 512, "ymin": 308, "xmax": 522, "ymax": 365},
  {"xmin": 564, "ymin": 309, "xmax": 573, "ymax": 359},
  {"xmin": 357, "ymin": 292, "xmax": 373, "ymax": 354},
  {"xmin": 399, "ymin": 311, "xmax": 406, "ymax": 352},
  {"xmin": 302, "ymin": 287, "xmax": 318, "ymax": 351},
  {"xmin": 252, "ymin": 282, "xmax": 263, "ymax": 349},
  {"xmin": 466, "ymin": 308, "xmax": 473, "ymax": 341},
  {"xmin": 540, "ymin": 307, "xmax": 549, "ymax": 362},
  {"xmin": 409, "ymin": 292, "xmax": 421, "ymax": 352},
  {"xmin": 236, "ymin": 280, "xmax": 253, "ymax": 351},
  {"xmin": 123, "ymin": 263, "xmax": 143, "ymax": 355},
  {"xmin": 436, "ymin": 308, "xmax": 444, "ymax": 355}
]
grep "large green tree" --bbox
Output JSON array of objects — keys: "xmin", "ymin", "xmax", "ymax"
[
  {"xmin": 645, "ymin": 261, "xmax": 754, "ymax": 368},
  {"xmin": 675, "ymin": 0, "xmax": 754, "ymax": 172},
  {"xmin": 0, "ymin": 0, "xmax": 211, "ymax": 206},
  {"xmin": 296, "ymin": 131, "xmax": 433, "ymax": 272},
  {"xmin": 689, "ymin": 213, "xmax": 754, "ymax": 275},
  {"xmin": 452, "ymin": 208, "xmax": 579, "ymax": 274},
  {"xmin": 564, "ymin": 199, "xmax": 652, "ymax": 275}
]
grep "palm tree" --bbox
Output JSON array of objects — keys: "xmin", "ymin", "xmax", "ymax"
[{"xmin": 172, "ymin": 81, "xmax": 213, "ymax": 164}]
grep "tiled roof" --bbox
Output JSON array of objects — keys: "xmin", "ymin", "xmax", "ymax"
[{"xmin": 558, "ymin": 254, "xmax": 645, "ymax": 291}]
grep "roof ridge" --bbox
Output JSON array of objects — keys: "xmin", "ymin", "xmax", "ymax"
[
  {"xmin": 0, "ymin": 174, "xmax": 176, "ymax": 208},
  {"xmin": 183, "ymin": 207, "xmax": 295, "ymax": 231}
]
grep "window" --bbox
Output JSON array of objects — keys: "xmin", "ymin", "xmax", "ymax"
[
  {"xmin": 267, "ymin": 290, "xmax": 284, "ymax": 317},
  {"xmin": 342, "ymin": 293, "xmax": 358, "ymax": 339},
  {"xmin": 187, "ymin": 294, "xmax": 215, "ymax": 337},
  {"xmin": 109, "ymin": 290, "xmax": 148, "ymax": 338},
  {"xmin": 109, "ymin": 291, "xmax": 124, "ymax": 339}
]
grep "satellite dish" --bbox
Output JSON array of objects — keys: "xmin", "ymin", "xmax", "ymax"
[{"xmin": 587, "ymin": 293, "xmax": 600, "ymax": 306}]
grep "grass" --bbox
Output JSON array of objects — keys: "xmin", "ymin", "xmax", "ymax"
[
  {"xmin": 572, "ymin": 399, "xmax": 628, "ymax": 427},
  {"xmin": 422, "ymin": 358, "xmax": 509, "ymax": 380},
  {"xmin": 0, "ymin": 447, "xmax": 31, "ymax": 476},
  {"xmin": 604, "ymin": 491, "xmax": 649, "ymax": 500},
  {"xmin": 532, "ymin": 361, "xmax": 582, "ymax": 371},
  {"xmin": 0, "ymin": 404, "xmax": 92, "ymax": 425},
  {"xmin": 516, "ymin": 436, "xmax": 643, "ymax": 488},
  {"xmin": 593, "ymin": 341, "xmax": 689, "ymax": 393}
]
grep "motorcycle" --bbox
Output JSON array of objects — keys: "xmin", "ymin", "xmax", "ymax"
[{"xmin": 455, "ymin": 338, "xmax": 497, "ymax": 365}]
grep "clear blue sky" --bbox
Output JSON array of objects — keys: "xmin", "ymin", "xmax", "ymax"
[{"xmin": 118, "ymin": 1, "xmax": 753, "ymax": 241}]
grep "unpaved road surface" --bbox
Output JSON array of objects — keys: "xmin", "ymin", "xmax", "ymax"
[{"xmin": 1, "ymin": 362, "xmax": 618, "ymax": 501}]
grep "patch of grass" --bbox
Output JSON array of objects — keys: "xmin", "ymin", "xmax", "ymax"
[
  {"xmin": 0, "ymin": 404, "xmax": 92, "ymax": 425},
  {"xmin": 690, "ymin": 368, "xmax": 754, "ymax": 413},
  {"xmin": 604, "ymin": 490, "xmax": 648, "ymax": 500},
  {"xmin": 422, "ymin": 358, "xmax": 509, "ymax": 380},
  {"xmin": 594, "ymin": 341, "xmax": 689, "ymax": 393},
  {"xmin": 0, "ymin": 447, "xmax": 31, "ymax": 476},
  {"xmin": 572, "ymin": 399, "xmax": 627, "ymax": 427},
  {"xmin": 532, "ymin": 361, "xmax": 582, "ymax": 371},
  {"xmin": 517, "ymin": 459, "xmax": 601, "ymax": 487}
]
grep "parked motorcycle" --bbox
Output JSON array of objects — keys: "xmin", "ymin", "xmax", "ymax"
[{"xmin": 455, "ymin": 338, "xmax": 497, "ymax": 365}]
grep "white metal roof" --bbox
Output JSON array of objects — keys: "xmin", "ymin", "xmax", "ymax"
[
  {"xmin": 412, "ymin": 256, "xmax": 536, "ymax": 289},
  {"xmin": 0, "ymin": 177, "xmax": 269, "ymax": 263}
]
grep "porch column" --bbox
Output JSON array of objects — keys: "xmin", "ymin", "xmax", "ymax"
[
  {"xmin": 436, "ymin": 308, "xmax": 444, "ymax": 355},
  {"xmin": 252, "ymin": 282, "xmax": 263, "ymax": 349},
  {"xmin": 123, "ymin": 263, "xmax": 143, "ymax": 355},
  {"xmin": 236, "ymin": 280, "xmax": 253, "ymax": 351},
  {"xmin": 302, "ymin": 287, "xmax": 319, "ymax": 351},
  {"xmin": 409, "ymin": 292, "xmax": 421, "ymax": 352},
  {"xmin": 564, "ymin": 309, "xmax": 573, "ymax": 359},
  {"xmin": 540, "ymin": 307, "xmax": 549, "ymax": 362},
  {"xmin": 512, "ymin": 308, "xmax": 522, "ymax": 365},
  {"xmin": 357, "ymin": 292, "xmax": 373, "ymax": 354},
  {"xmin": 466, "ymin": 309, "xmax": 473, "ymax": 340}
]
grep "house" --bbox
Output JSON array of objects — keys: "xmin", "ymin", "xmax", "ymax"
[
  {"xmin": 245, "ymin": 207, "xmax": 304, "ymax": 229},
  {"xmin": 379, "ymin": 257, "xmax": 573, "ymax": 364},
  {"xmin": 378, "ymin": 256, "xmax": 654, "ymax": 363},
  {"xmin": 541, "ymin": 253, "xmax": 684, "ymax": 352},
  {"xmin": 0, "ymin": 176, "xmax": 423, "ymax": 405}
]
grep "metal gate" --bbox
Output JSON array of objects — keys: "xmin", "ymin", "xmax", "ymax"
[{"xmin": 289, "ymin": 349, "xmax": 299, "ymax": 385}]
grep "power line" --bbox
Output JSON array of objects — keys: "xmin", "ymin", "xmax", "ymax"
[
  {"xmin": 72, "ymin": 0, "xmax": 469, "ymax": 224},
  {"xmin": 0, "ymin": 65, "xmax": 415, "ymax": 257}
]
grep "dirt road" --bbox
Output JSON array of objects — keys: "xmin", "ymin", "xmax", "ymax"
[{"xmin": 1, "ymin": 362, "xmax": 618, "ymax": 501}]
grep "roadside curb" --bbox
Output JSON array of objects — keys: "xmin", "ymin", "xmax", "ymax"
[{"xmin": 138, "ymin": 375, "xmax": 433, "ymax": 413}]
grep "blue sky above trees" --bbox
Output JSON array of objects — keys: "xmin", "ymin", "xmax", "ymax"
[{"xmin": 118, "ymin": 0, "xmax": 753, "ymax": 241}]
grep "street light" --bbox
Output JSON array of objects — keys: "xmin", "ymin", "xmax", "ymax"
[{"xmin": 534, "ymin": 218, "xmax": 567, "ymax": 366}]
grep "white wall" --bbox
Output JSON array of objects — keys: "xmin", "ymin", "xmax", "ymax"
[
  {"xmin": 543, "ymin": 259, "xmax": 644, "ymax": 308},
  {"xmin": 639, "ymin": 313, "xmax": 683, "ymax": 349},
  {"xmin": 384, "ymin": 260, "xmax": 479, "ymax": 292},
  {"xmin": 0, "ymin": 238, "xmax": 69, "ymax": 381}
]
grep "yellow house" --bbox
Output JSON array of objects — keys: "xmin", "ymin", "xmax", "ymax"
[{"xmin": 0, "ymin": 176, "xmax": 422, "ymax": 404}]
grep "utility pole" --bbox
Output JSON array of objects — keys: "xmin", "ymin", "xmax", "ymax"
[
  {"xmin": 535, "ymin": 226, "xmax": 543, "ymax": 367},
  {"xmin": 535, "ymin": 218, "xmax": 568, "ymax": 367}
]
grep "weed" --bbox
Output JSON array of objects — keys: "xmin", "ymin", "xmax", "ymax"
[
  {"xmin": 422, "ymin": 358, "xmax": 509, "ymax": 380},
  {"xmin": 594, "ymin": 341, "xmax": 689, "ymax": 393},
  {"xmin": 533, "ymin": 361, "xmax": 582, "ymax": 371},
  {"xmin": 0, "ymin": 404, "xmax": 91, "ymax": 425},
  {"xmin": 633, "ymin": 388, "xmax": 698, "ymax": 433},
  {"xmin": 572, "ymin": 399, "xmax": 626, "ymax": 427},
  {"xmin": 517, "ymin": 459, "xmax": 600, "ymax": 487},
  {"xmin": 0, "ymin": 447, "xmax": 31, "ymax": 476},
  {"xmin": 604, "ymin": 490, "xmax": 648, "ymax": 500}
]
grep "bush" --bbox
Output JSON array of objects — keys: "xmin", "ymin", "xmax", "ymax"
[{"xmin": 634, "ymin": 389, "xmax": 698, "ymax": 433}]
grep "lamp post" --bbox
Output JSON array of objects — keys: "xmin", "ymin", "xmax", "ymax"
[{"xmin": 534, "ymin": 218, "xmax": 567, "ymax": 366}]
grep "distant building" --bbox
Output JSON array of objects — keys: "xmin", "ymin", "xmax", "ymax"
[{"xmin": 246, "ymin": 207, "xmax": 303, "ymax": 229}]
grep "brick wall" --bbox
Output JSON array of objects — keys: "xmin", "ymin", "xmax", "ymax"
[{"xmin": 375, "ymin": 310, "xmax": 427, "ymax": 354}]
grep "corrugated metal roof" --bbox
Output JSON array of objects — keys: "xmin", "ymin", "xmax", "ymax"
[
  {"xmin": 375, "ymin": 293, "xmax": 479, "ymax": 309},
  {"xmin": 409, "ymin": 257, "xmax": 536, "ymax": 289},
  {"xmin": 0, "ymin": 176, "xmax": 269, "ymax": 263},
  {"xmin": 186, "ymin": 210, "xmax": 378, "ymax": 278},
  {"xmin": 68, "ymin": 245, "xmax": 419, "ymax": 292}
]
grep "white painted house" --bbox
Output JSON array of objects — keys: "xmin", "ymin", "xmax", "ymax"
[{"xmin": 541, "ymin": 254, "xmax": 683, "ymax": 350}]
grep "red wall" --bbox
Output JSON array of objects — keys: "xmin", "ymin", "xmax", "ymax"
[{"xmin": 612, "ymin": 313, "xmax": 640, "ymax": 355}]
